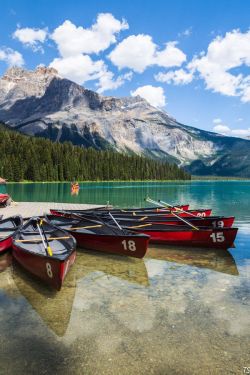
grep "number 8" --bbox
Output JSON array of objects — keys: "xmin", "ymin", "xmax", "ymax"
[{"xmin": 46, "ymin": 262, "xmax": 53, "ymax": 278}]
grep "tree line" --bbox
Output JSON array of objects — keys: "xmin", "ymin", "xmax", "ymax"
[{"xmin": 0, "ymin": 124, "xmax": 190, "ymax": 181}]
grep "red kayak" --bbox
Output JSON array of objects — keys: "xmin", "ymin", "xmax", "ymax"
[
  {"xmin": 46, "ymin": 215, "xmax": 150, "ymax": 259},
  {"xmin": 0, "ymin": 194, "xmax": 10, "ymax": 206},
  {"xmin": 0, "ymin": 216, "xmax": 23, "ymax": 253},
  {"xmin": 12, "ymin": 218, "xmax": 76, "ymax": 290}
]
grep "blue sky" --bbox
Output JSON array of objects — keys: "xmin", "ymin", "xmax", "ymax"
[{"xmin": 1, "ymin": 0, "xmax": 250, "ymax": 137}]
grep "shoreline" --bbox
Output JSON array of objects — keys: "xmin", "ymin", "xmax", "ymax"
[{"xmin": 3, "ymin": 178, "xmax": 250, "ymax": 184}]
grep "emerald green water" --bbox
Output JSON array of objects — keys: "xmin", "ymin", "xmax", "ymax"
[{"xmin": 0, "ymin": 181, "xmax": 249, "ymax": 374}]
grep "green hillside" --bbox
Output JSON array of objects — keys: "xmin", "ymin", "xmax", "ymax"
[{"xmin": 0, "ymin": 124, "xmax": 190, "ymax": 182}]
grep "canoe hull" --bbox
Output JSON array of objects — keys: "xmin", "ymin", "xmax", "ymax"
[
  {"xmin": 69, "ymin": 231, "xmax": 149, "ymax": 259},
  {"xmin": 0, "ymin": 237, "xmax": 12, "ymax": 253},
  {"xmin": 0, "ymin": 194, "xmax": 10, "ymax": 206},
  {"xmin": 128, "ymin": 228, "xmax": 238, "ymax": 249},
  {"xmin": 12, "ymin": 245, "xmax": 76, "ymax": 290}
]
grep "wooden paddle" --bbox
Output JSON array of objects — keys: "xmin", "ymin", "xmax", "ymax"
[
  {"xmin": 129, "ymin": 223, "xmax": 152, "ymax": 229},
  {"xmin": 68, "ymin": 224, "xmax": 103, "ymax": 231},
  {"xmin": 146, "ymin": 197, "xmax": 199, "ymax": 231}
]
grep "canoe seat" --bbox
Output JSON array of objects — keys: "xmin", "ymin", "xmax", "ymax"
[{"xmin": 17, "ymin": 237, "xmax": 69, "ymax": 255}]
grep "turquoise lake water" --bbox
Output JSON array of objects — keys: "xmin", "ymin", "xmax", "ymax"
[{"xmin": 0, "ymin": 181, "xmax": 249, "ymax": 374}]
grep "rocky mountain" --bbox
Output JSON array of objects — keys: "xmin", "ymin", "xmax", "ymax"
[{"xmin": 0, "ymin": 66, "xmax": 250, "ymax": 177}]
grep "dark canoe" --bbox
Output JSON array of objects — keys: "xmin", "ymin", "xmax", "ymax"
[
  {"xmin": 50, "ymin": 208, "xmax": 213, "ymax": 218},
  {"xmin": 46, "ymin": 215, "xmax": 150, "ymax": 259},
  {"xmin": 0, "ymin": 216, "xmax": 23, "ymax": 253},
  {"xmin": 12, "ymin": 218, "xmax": 77, "ymax": 291}
]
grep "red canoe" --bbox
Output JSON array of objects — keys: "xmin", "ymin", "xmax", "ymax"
[
  {"xmin": 123, "ymin": 224, "xmax": 238, "ymax": 249},
  {"xmin": 12, "ymin": 218, "xmax": 76, "ymax": 290},
  {"xmin": 0, "ymin": 216, "xmax": 23, "ymax": 253},
  {"xmin": 105, "ymin": 216, "xmax": 235, "ymax": 228},
  {"xmin": 0, "ymin": 194, "xmax": 10, "ymax": 206},
  {"xmin": 50, "ymin": 208, "xmax": 212, "ymax": 219},
  {"xmin": 46, "ymin": 215, "xmax": 150, "ymax": 259}
]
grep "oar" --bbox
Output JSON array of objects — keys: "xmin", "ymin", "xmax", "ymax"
[
  {"xmin": 38, "ymin": 219, "xmax": 53, "ymax": 256},
  {"xmin": 146, "ymin": 197, "xmax": 199, "ymax": 230},
  {"xmin": 158, "ymin": 199, "xmax": 204, "ymax": 219},
  {"xmin": 36, "ymin": 220, "xmax": 49, "ymax": 256},
  {"xmin": 108, "ymin": 212, "xmax": 126, "ymax": 233}
]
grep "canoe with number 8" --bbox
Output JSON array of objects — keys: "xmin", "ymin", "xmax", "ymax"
[{"xmin": 12, "ymin": 217, "xmax": 77, "ymax": 290}]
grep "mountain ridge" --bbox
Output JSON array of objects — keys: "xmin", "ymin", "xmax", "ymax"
[{"xmin": 0, "ymin": 66, "xmax": 250, "ymax": 177}]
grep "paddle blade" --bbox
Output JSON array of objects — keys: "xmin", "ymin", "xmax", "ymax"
[{"xmin": 47, "ymin": 246, "xmax": 53, "ymax": 256}]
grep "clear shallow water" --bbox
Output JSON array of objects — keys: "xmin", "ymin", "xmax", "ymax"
[{"xmin": 0, "ymin": 181, "xmax": 249, "ymax": 374}]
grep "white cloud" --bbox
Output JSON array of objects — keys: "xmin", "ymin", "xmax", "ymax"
[
  {"xmin": 188, "ymin": 29, "xmax": 250, "ymax": 102},
  {"xmin": 155, "ymin": 68, "xmax": 193, "ymax": 85},
  {"xmin": 13, "ymin": 27, "xmax": 47, "ymax": 52},
  {"xmin": 96, "ymin": 70, "xmax": 133, "ymax": 93},
  {"xmin": 154, "ymin": 41, "xmax": 186, "ymax": 68},
  {"xmin": 109, "ymin": 34, "xmax": 156, "ymax": 73},
  {"xmin": 109, "ymin": 34, "xmax": 186, "ymax": 73},
  {"xmin": 213, "ymin": 124, "xmax": 231, "ymax": 134},
  {"xmin": 178, "ymin": 27, "xmax": 192, "ymax": 37},
  {"xmin": 131, "ymin": 85, "xmax": 166, "ymax": 108},
  {"xmin": 0, "ymin": 48, "xmax": 24, "ymax": 66},
  {"xmin": 51, "ymin": 13, "xmax": 128, "ymax": 57},
  {"xmin": 213, "ymin": 124, "xmax": 250, "ymax": 139},
  {"xmin": 213, "ymin": 118, "xmax": 222, "ymax": 124},
  {"xmin": 50, "ymin": 54, "xmax": 105, "ymax": 84}
]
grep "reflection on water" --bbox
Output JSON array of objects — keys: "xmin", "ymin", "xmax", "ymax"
[
  {"xmin": 0, "ymin": 181, "xmax": 249, "ymax": 374},
  {"xmin": 147, "ymin": 246, "xmax": 239, "ymax": 275}
]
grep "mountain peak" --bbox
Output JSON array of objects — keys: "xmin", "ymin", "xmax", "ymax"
[
  {"xmin": 0, "ymin": 65, "xmax": 60, "ymax": 104},
  {"xmin": 2, "ymin": 65, "xmax": 59, "ymax": 83}
]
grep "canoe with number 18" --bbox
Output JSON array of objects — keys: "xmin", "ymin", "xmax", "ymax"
[{"xmin": 46, "ymin": 214, "xmax": 150, "ymax": 258}]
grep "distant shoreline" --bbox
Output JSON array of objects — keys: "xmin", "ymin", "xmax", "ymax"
[{"xmin": 3, "ymin": 178, "xmax": 250, "ymax": 184}]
